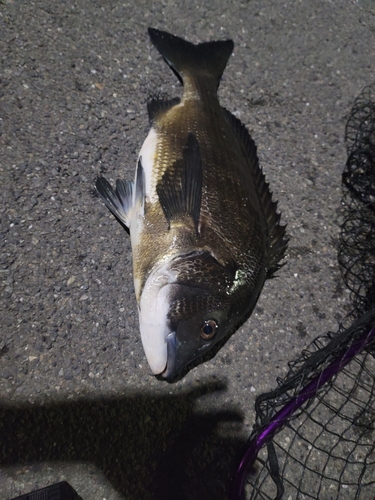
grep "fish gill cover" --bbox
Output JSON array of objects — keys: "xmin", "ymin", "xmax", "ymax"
[{"xmin": 231, "ymin": 83, "xmax": 375, "ymax": 499}]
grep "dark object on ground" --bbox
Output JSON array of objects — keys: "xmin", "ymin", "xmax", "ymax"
[
  {"xmin": 231, "ymin": 83, "xmax": 375, "ymax": 499},
  {"xmin": 9, "ymin": 481, "xmax": 82, "ymax": 500}
]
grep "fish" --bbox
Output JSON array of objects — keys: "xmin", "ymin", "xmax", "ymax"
[{"xmin": 95, "ymin": 27, "xmax": 288, "ymax": 379}]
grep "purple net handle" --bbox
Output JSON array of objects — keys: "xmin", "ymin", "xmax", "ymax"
[{"xmin": 231, "ymin": 324, "xmax": 375, "ymax": 500}]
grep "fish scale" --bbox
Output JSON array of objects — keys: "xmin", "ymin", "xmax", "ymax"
[{"xmin": 156, "ymin": 106, "xmax": 259, "ymax": 254}]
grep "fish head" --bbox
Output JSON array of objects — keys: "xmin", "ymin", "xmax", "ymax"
[
  {"xmin": 163, "ymin": 293, "xmax": 232, "ymax": 379},
  {"xmin": 139, "ymin": 251, "xmax": 239, "ymax": 379}
]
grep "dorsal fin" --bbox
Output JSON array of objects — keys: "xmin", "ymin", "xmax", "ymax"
[
  {"xmin": 156, "ymin": 133, "xmax": 202, "ymax": 234},
  {"xmin": 222, "ymin": 108, "xmax": 288, "ymax": 275},
  {"xmin": 147, "ymin": 97, "xmax": 181, "ymax": 123}
]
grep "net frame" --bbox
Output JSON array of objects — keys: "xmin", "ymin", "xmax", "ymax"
[{"xmin": 231, "ymin": 83, "xmax": 375, "ymax": 500}]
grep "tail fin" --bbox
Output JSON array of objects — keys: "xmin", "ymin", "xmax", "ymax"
[{"xmin": 148, "ymin": 28, "xmax": 234, "ymax": 88}]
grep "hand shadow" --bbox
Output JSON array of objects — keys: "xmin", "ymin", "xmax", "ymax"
[{"xmin": 0, "ymin": 379, "xmax": 245, "ymax": 500}]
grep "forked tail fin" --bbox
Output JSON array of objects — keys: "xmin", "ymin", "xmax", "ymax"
[{"xmin": 148, "ymin": 27, "xmax": 234, "ymax": 89}]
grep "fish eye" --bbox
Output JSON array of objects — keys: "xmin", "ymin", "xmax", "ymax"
[{"xmin": 200, "ymin": 319, "xmax": 218, "ymax": 340}]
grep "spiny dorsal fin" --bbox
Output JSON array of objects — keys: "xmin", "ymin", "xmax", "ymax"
[
  {"xmin": 147, "ymin": 97, "xmax": 181, "ymax": 123},
  {"xmin": 222, "ymin": 107, "xmax": 288, "ymax": 275},
  {"xmin": 95, "ymin": 176, "xmax": 133, "ymax": 229},
  {"xmin": 157, "ymin": 132, "xmax": 202, "ymax": 234},
  {"xmin": 148, "ymin": 28, "xmax": 234, "ymax": 89}
]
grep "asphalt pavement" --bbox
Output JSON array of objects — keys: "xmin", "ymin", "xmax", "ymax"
[{"xmin": 1, "ymin": 1, "xmax": 375, "ymax": 499}]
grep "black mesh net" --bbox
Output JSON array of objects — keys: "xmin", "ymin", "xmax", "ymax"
[
  {"xmin": 339, "ymin": 83, "xmax": 375, "ymax": 322},
  {"xmin": 231, "ymin": 83, "xmax": 375, "ymax": 500}
]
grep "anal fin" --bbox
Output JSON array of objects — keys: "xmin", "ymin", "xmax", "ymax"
[{"xmin": 147, "ymin": 97, "xmax": 181, "ymax": 123}]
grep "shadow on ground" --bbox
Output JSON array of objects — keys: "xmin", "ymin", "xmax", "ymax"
[{"xmin": 0, "ymin": 380, "xmax": 245, "ymax": 500}]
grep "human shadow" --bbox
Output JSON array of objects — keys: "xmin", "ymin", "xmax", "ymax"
[{"xmin": 0, "ymin": 380, "xmax": 244, "ymax": 500}]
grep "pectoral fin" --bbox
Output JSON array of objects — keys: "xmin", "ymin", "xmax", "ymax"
[
  {"xmin": 156, "ymin": 133, "xmax": 202, "ymax": 234},
  {"xmin": 135, "ymin": 157, "xmax": 146, "ymax": 214}
]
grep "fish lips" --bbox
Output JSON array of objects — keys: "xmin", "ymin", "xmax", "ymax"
[
  {"xmin": 162, "ymin": 330, "xmax": 206, "ymax": 380},
  {"xmin": 161, "ymin": 332, "xmax": 203, "ymax": 380},
  {"xmin": 163, "ymin": 332, "xmax": 178, "ymax": 379}
]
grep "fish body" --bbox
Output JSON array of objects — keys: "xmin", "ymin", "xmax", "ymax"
[{"xmin": 96, "ymin": 28, "xmax": 287, "ymax": 379}]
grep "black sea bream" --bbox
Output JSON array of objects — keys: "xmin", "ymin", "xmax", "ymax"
[{"xmin": 96, "ymin": 28, "xmax": 287, "ymax": 379}]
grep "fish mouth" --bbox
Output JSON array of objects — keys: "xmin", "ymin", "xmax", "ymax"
[
  {"xmin": 161, "ymin": 332, "xmax": 177, "ymax": 379},
  {"xmin": 160, "ymin": 329, "xmax": 209, "ymax": 380}
]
